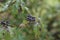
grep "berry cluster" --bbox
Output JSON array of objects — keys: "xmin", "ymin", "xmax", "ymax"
[
  {"xmin": 27, "ymin": 15, "xmax": 35, "ymax": 22},
  {"xmin": 0, "ymin": 20, "xmax": 9, "ymax": 26}
]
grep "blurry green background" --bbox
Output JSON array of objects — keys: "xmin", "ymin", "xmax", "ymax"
[{"xmin": 0, "ymin": 0, "xmax": 60, "ymax": 40}]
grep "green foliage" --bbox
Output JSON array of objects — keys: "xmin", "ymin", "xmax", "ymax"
[{"xmin": 0, "ymin": 0, "xmax": 60, "ymax": 40}]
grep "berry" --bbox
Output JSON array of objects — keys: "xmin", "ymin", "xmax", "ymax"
[
  {"xmin": 0, "ymin": 20, "xmax": 9, "ymax": 26},
  {"xmin": 0, "ymin": 21, "xmax": 6, "ymax": 25},
  {"xmin": 27, "ymin": 15, "xmax": 35, "ymax": 21},
  {"xmin": 5, "ymin": 20, "xmax": 9, "ymax": 25}
]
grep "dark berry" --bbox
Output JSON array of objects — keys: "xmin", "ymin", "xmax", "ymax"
[
  {"xmin": 0, "ymin": 20, "xmax": 9, "ymax": 26},
  {"xmin": 27, "ymin": 15, "xmax": 35, "ymax": 21},
  {"xmin": 0, "ymin": 21, "xmax": 6, "ymax": 25},
  {"xmin": 5, "ymin": 20, "xmax": 9, "ymax": 25},
  {"xmin": 31, "ymin": 17, "xmax": 35, "ymax": 21}
]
